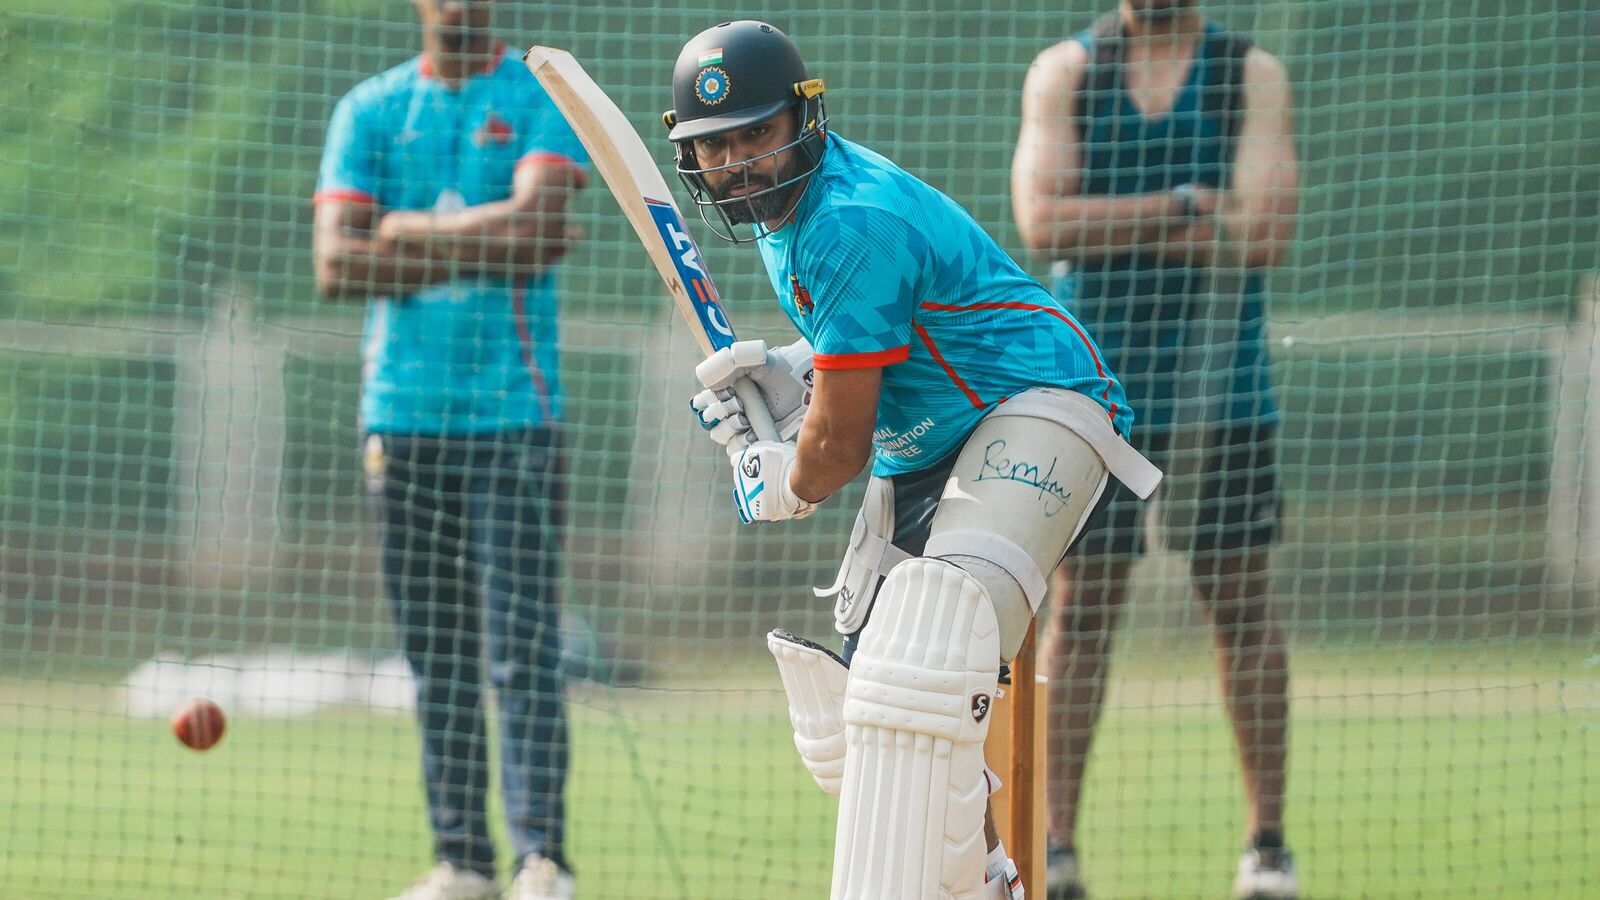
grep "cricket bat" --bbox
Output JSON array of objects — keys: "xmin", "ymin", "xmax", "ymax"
[{"xmin": 522, "ymin": 45, "xmax": 779, "ymax": 442}]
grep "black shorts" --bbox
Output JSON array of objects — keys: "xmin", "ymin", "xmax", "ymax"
[{"xmin": 1070, "ymin": 424, "xmax": 1280, "ymax": 559}]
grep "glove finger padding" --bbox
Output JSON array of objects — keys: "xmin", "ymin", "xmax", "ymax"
[
  {"xmin": 746, "ymin": 339, "xmax": 814, "ymax": 441},
  {"xmin": 691, "ymin": 338, "xmax": 813, "ymax": 445},
  {"xmin": 694, "ymin": 340, "xmax": 770, "ymax": 392},
  {"xmin": 690, "ymin": 388, "xmax": 745, "ymax": 430}
]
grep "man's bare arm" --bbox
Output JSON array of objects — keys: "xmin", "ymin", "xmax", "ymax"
[
  {"xmin": 790, "ymin": 365, "xmax": 882, "ymax": 503},
  {"xmin": 1214, "ymin": 49, "xmax": 1300, "ymax": 270},
  {"xmin": 1012, "ymin": 40, "xmax": 1207, "ymax": 263},
  {"xmin": 312, "ymin": 199, "xmax": 457, "ymax": 301},
  {"xmin": 377, "ymin": 158, "xmax": 584, "ymax": 275}
]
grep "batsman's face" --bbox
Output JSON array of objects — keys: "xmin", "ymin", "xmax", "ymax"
[
  {"xmin": 414, "ymin": 0, "xmax": 494, "ymax": 56},
  {"xmin": 691, "ymin": 112, "xmax": 808, "ymax": 225}
]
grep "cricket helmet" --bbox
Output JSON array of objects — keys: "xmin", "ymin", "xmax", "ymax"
[{"xmin": 663, "ymin": 20, "xmax": 828, "ymax": 241}]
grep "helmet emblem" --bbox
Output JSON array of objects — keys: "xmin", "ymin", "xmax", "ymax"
[{"xmin": 695, "ymin": 66, "xmax": 731, "ymax": 106}]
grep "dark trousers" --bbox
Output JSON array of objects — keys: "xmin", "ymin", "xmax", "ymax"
[{"xmin": 367, "ymin": 426, "xmax": 569, "ymax": 875}]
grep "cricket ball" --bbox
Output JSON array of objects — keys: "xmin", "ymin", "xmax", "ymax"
[{"xmin": 171, "ymin": 696, "xmax": 227, "ymax": 751}]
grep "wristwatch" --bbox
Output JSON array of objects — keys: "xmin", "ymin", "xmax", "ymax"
[{"xmin": 1172, "ymin": 182, "xmax": 1202, "ymax": 222}]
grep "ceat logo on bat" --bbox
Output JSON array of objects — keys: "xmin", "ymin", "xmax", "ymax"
[{"xmin": 643, "ymin": 198, "xmax": 736, "ymax": 345}]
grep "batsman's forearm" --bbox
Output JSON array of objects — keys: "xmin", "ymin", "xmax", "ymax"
[{"xmin": 790, "ymin": 435, "xmax": 871, "ymax": 504}]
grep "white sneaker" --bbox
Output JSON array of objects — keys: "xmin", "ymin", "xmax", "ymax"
[
  {"xmin": 508, "ymin": 855, "xmax": 575, "ymax": 900},
  {"xmin": 389, "ymin": 862, "xmax": 500, "ymax": 900},
  {"xmin": 1234, "ymin": 847, "xmax": 1298, "ymax": 900}
]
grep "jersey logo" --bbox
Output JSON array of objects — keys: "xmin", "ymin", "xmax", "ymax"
[
  {"xmin": 474, "ymin": 112, "xmax": 514, "ymax": 147},
  {"xmin": 695, "ymin": 67, "xmax": 731, "ymax": 106},
  {"xmin": 790, "ymin": 274, "xmax": 814, "ymax": 316}
]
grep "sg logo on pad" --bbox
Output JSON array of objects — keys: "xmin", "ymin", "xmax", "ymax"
[{"xmin": 970, "ymin": 692, "xmax": 992, "ymax": 723}]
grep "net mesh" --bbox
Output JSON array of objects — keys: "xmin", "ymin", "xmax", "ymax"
[{"xmin": 1, "ymin": 1, "xmax": 1596, "ymax": 898}]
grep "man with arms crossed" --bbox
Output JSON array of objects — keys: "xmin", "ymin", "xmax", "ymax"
[
  {"xmin": 671, "ymin": 20, "xmax": 1161, "ymax": 899},
  {"xmin": 312, "ymin": 1, "xmax": 586, "ymax": 897},
  {"xmin": 1011, "ymin": 0, "xmax": 1301, "ymax": 897}
]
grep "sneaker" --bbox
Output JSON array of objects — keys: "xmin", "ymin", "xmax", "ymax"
[
  {"xmin": 1045, "ymin": 841, "xmax": 1087, "ymax": 900},
  {"xmin": 1234, "ymin": 847, "xmax": 1298, "ymax": 900},
  {"xmin": 508, "ymin": 855, "xmax": 576, "ymax": 900},
  {"xmin": 388, "ymin": 862, "xmax": 500, "ymax": 900},
  {"xmin": 985, "ymin": 853, "xmax": 1024, "ymax": 899}
]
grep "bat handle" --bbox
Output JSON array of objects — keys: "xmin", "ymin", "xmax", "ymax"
[{"xmin": 731, "ymin": 375, "xmax": 782, "ymax": 443}]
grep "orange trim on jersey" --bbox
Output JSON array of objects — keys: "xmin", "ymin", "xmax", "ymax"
[
  {"xmin": 920, "ymin": 300, "xmax": 1121, "ymax": 422},
  {"xmin": 312, "ymin": 189, "xmax": 376, "ymax": 205},
  {"xmin": 812, "ymin": 345, "xmax": 910, "ymax": 370},
  {"xmin": 912, "ymin": 320, "xmax": 984, "ymax": 408},
  {"xmin": 517, "ymin": 152, "xmax": 589, "ymax": 188}
]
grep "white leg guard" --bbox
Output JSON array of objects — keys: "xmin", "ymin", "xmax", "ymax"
[
  {"xmin": 816, "ymin": 475, "xmax": 913, "ymax": 636},
  {"xmin": 923, "ymin": 387, "xmax": 1159, "ymax": 662},
  {"xmin": 766, "ymin": 629, "xmax": 849, "ymax": 795},
  {"xmin": 831, "ymin": 557, "xmax": 1000, "ymax": 900}
]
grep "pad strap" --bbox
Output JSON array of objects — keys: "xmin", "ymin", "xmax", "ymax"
[
  {"xmin": 925, "ymin": 529, "xmax": 1050, "ymax": 612},
  {"xmin": 990, "ymin": 389, "xmax": 1163, "ymax": 498}
]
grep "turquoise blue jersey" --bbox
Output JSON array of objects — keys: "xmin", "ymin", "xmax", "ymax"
[
  {"xmin": 315, "ymin": 45, "xmax": 589, "ymax": 435},
  {"xmin": 1053, "ymin": 21, "xmax": 1277, "ymax": 433},
  {"xmin": 758, "ymin": 134, "xmax": 1131, "ymax": 477}
]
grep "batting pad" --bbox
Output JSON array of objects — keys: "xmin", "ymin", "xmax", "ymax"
[
  {"xmin": 831, "ymin": 557, "xmax": 1000, "ymax": 900},
  {"xmin": 767, "ymin": 629, "xmax": 850, "ymax": 795}
]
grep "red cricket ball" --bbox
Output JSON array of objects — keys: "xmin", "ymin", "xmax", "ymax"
[{"xmin": 170, "ymin": 696, "xmax": 227, "ymax": 751}]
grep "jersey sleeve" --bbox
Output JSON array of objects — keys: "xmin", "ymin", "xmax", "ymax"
[
  {"xmin": 800, "ymin": 205, "xmax": 923, "ymax": 370},
  {"xmin": 315, "ymin": 91, "xmax": 380, "ymax": 203}
]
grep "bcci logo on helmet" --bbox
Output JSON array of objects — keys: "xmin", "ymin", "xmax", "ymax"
[{"xmin": 695, "ymin": 67, "xmax": 731, "ymax": 106}]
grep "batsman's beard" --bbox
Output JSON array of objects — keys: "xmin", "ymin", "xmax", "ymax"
[{"xmin": 704, "ymin": 158, "xmax": 807, "ymax": 225}]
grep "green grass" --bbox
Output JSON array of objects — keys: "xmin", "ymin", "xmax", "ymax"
[{"xmin": 1, "ymin": 643, "xmax": 1597, "ymax": 899}]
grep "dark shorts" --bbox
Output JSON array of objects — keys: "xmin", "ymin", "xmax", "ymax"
[{"xmin": 1070, "ymin": 424, "xmax": 1280, "ymax": 559}]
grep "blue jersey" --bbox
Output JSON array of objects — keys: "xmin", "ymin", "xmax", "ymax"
[
  {"xmin": 316, "ymin": 45, "xmax": 589, "ymax": 435},
  {"xmin": 1053, "ymin": 21, "xmax": 1277, "ymax": 433},
  {"xmin": 758, "ymin": 134, "xmax": 1131, "ymax": 477}
]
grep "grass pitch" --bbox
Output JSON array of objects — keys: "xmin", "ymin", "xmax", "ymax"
[{"xmin": 1, "ymin": 641, "xmax": 1595, "ymax": 899}]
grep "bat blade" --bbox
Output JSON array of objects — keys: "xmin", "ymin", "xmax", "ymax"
[
  {"xmin": 524, "ymin": 46, "xmax": 735, "ymax": 356},
  {"xmin": 524, "ymin": 46, "xmax": 778, "ymax": 442}
]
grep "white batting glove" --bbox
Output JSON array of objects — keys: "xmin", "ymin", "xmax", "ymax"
[
  {"xmin": 731, "ymin": 441, "xmax": 819, "ymax": 525},
  {"xmin": 691, "ymin": 338, "xmax": 814, "ymax": 458}
]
